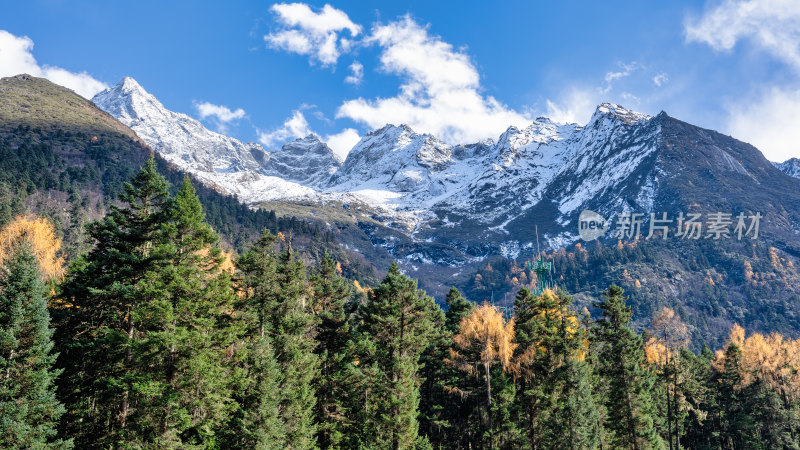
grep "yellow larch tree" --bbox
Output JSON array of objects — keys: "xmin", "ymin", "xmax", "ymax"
[
  {"xmin": 714, "ymin": 324, "xmax": 800, "ymax": 402},
  {"xmin": 0, "ymin": 214, "xmax": 65, "ymax": 280},
  {"xmin": 447, "ymin": 303, "xmax": 517, "ymax": 442}
]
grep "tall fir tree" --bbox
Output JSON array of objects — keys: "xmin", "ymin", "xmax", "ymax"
[
  {"xmin": 227, "ymin": 230, "xmax": 286, "ymax": 448},
  {"xmin": 444, "ymin": 287, "xmax": 474, "ymax": 333},
  {"xmin": 0, "ymin": 245, "xmax": 71, "ymax": 449},
  {"xmin": 139, "ymin": 176, "xmax": 238, "ymax": 446},
  {"xmin": 593, "ymin": 285, "xmax": 664, "ymax": 450},
  {"xmin": 310, "ymin": 252, "xmax": 353, "ymax": 448},
  {"xmin": 57, "ymin": 153, "xmax": 174, "ymax": 447},
  {"xmin": 355, "ymin": 262, "xmax": 441, "ymax": 449},
  {"xmin": 419, "ymin": 287, "xmax": 478, "ymax": 448},
  {"xmin": 514, "ymin": 288, "xmax": 601, "ymax": 449},
  {"xmin": 675, "ymin": 346, "xmax": 714, "ymax": 450},
  {"xmin": 714, "ymin": 342, "xmax": 750, "ymax": 449},
  {"xmin": 272, "ymin": 242, "xmax": 319, "ymax": 449}
]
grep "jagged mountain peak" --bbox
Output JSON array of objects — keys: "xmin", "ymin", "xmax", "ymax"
[
  {"xmin": 775, "ymin": 157, "xmax": 800, "ymax": 179},
  {"xmin": 118, "ymin": 76, "xmax": 145, "ymax": 92},
  {"xmin": 263, "ymin": 135, "xmax": 341, "ymax": 187},
  {"xmin": 367, "ymin": 123, "xmax": 417, "ymax": 137},
  {"xmin": 92, "ymin": 77, "xmax": 268, "ymax": 176},
  {"xmin": 282, "ymin": 134, "xmax": 341, "ymax": 165},
  {"xmin": 590, "ymin": 102, "xmax": 651, "ymax": 125}
]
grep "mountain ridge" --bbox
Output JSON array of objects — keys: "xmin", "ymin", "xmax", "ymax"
[
  {"xmin": 4, "ymin": 73, "xmax": 800, "ymax": 345},
  {"xmin": 90, "ymin": 76, "xmax": 800, "ymax": 269}
]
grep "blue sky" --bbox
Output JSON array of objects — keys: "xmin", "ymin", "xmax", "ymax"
[{"xmin": 2, "ymin": 0, "xmax": 799, "ymax": 161}]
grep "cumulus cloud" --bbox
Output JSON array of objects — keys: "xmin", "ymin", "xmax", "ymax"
[
  {"xmin": 345, "ymin": 60, "xmax": 363, "ymax": 85},
  {"xmin": 686, "ymin": 0, "xmax": 800, "ymax": 160},
  {"xmin": 0, "ymin": 30, "xmax": 107, "ymax": 98},
  {"xmin": 544, "ymin": 88, "xmax": 600, "ymax": 125},
  {"xmin": 600, "ymin": 61, "xmax": 640, "ymax": 94},
  {"xmin": 336, "ymin": 15, "xmax": 529, "ymax": 144},
  {"xmin": 265, "ymin": 3, "xmax": 361, "ymax": 66},
  {"xmin": 324, "ymin": 128, "xmax": 360, "ymax": 161},
  {"xmin": 258, "ymin": 110, "xmax": 312, "ymax": 147},
  {"xmin": 195, "ymin": 101, "xmax": 246, "ymax": 122},
  {"xmin": 194, "ymin": 101, "xmax": 246, "ymax": 133},
  {"xmin": 727, "ymin": 87, "xmax": 800, "ymax": 162},
  {"xmin": 605, "ymin": 62, "xmax": 639, "ymax": 83},
  {"xmin": 685, "ymin": 0, "xmax": 800, "ymax": 71}
]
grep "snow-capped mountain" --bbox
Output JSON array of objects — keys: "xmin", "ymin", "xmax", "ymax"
[
  {"xmin": 263, "ymin": 134, "xmax": 340, "ymax": 187},
  {"xmin": 775, "ymin": 158, "xmax": 800, "ymax": 179},
  {"xmin": 323, "ymin": 103, "xmax": 660, "ymax": 243},
  {"xmin": 92, "ymin": 77, "xmax": 800, "ymax": 267},
  {"xmin": 91, "ymin": 78, "xmax": 341, "ymax": 194},
  {"xmin": 92, "ymin": 77, "xmax": 268, "ymax": 174}
]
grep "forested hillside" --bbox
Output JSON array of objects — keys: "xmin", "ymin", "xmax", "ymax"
[
  {"xmin": 0, "ymin": 159, "xmax": 797, "ymax": 448},
  {"xmin": 459, "ymin": 237, "xmax": 800, "ymax": 349},
  {"xmin": 0, "ymin": 74, "xmax": 378, "ymax": 284},
  {"xmin": 1, "ymin": 74, "xmax": 799, "ymax": 449}
]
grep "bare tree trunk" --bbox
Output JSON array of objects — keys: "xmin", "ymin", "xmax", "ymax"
[
  {"xmin": 119, "ymin": 311, "xmax": 134, "ymax": 429},
  {"xmin": 674, "ymin": 370, "xmax": 680, "ymax": 450},
  {"xmin": 485, "ymin": 362, "xmax": 493, "ymax": 450},
  {"xmin": 5, "ymin": 349, "xmax": 13, "ymax": 379}
]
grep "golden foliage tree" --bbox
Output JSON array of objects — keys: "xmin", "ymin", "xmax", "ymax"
[
  {"xmin": 646, "ymin": 307, "xmax": 691, "ymax": 450},
  {"xmin": 714, "ymin": 324, "xmax": 800, "ymax": 401},
  {"xmin": 447, "ymin": 303, "xmax": 516, "ymax": 442},
  {"xmin": 0, "ymin": 215, "xmax": 65, "ymax": 280}
]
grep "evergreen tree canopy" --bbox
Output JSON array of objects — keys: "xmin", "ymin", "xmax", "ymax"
[
  {"xmin": 0, "ymin": 244, "xmax": 70, "ymax": 449},
  {"xmin": 593, "ymin": 285, "xmax": 663, "ymax": 450},
  {"xmin": 356, "ymin": 262, "xmax": 441, "ymax": 449}
]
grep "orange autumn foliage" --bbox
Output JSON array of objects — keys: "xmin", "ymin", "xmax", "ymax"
[
  {"xmin": 0, "ymin": 215, "xmax": 65, "ymax": 280},
  {"xmin": 195, "ymin": 247, "xmax": 236, "ymax": 275},
  {"xmin": 448, "ymin": 303, "xmax": 517, "ymax": 378},
  {"xmin": 646, "ymin": 307, "xmax": 690, "ymax": 366},
  {"xmin": 714, "ymin": 324, "xmax": 800, "ymax": 401}
]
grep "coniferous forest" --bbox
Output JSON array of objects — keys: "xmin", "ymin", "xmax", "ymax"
[{"xmin": 2, "ymin": 156, "xmax": 800, "ymax": 449}]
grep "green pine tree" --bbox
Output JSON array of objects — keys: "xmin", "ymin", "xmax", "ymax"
[
  {"xmin": 514, "ymin": 288, "xmax": 601, "ymax": 449},
  {"xmin": 272, "ymin": 243, "xmax": 319, "ymax": 449},
  {"xmin": 141, "ymin": 176, "xmax": 238, "ymax": 446},
  {"xmin": 57, "ymin": 153, "xmax": 174, "ymax": 446},
  {"xmin": 444, "ymin": 287, "xmax": 474, "ymax": 333},
  {"xmin": 418, "ymin": 287, "xmax": 475, "ymax": 448},
  {"xmin": 227, "ymin": 230, "xmax": 286, "ymax": 448},
  {"xmin": 0, "ymin": 245, "xmax": 71, "ymax": 449},
  {"xmin": 593, "ymin": 285, "xmax": 664, "ymax": 450},
  {"xmin": 355, "ymin": 262, "xmax": 441, "ymax": 449},
  {"xmin": 310, "ymin": 252, "xmax": 353, "ymax": 448}
]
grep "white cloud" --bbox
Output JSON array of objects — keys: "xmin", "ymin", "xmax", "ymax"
[
  {"xmin": 685, "ymin": 0, "xmax": 800, "ymax": 71},
  {"xmin": 544, "ymin": 88, "xmax": 599, "ymax": 125},
  {"xmin": 265, "ymin": 3, "xmax": 361, "ymax": 66},
  {"xmin": 194, "ymin": 101, "xmax": 246, "ymax": 133},
  {"xmin": 653, "ymin": 72, "xmax": 669, "ymax": 87},
  {"xmin": 336, "ymin": 15, "xmax": 529, "ymax": 144},
  {"xmin": 620, "ymin": 92, "xmax": 641, "ymax": 104},
  {"xmin": 727, "ymin": 87, "xmax": 800, "ymax": 161},
  {"xmin": 345, "ymin": 60, "xmax": 363, "ymax": 85},
  {"xmin": 258, "ymin": 110, "xmax": 311, "ymax": 147},
  {"xmin": 605, "ymin": 62, "xmax": 638, "ymax": 83},
  {"xmin": 194, "ymin": 101, "xmax": 246, "ymax": 122},
  {"xmin": 0, "ymin": 30, "xmax": 107, "ymax": 98},
  {"xmin": 686, "ymin": 0, "xmax": 800, "ymax": 160},
  {"xmin": 600, "ymin": 61, "xmax": 640, "ymax": 94},
  {"xmin": 324, "ymin": 128, "xmax": 360, "ymax": 161}
]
